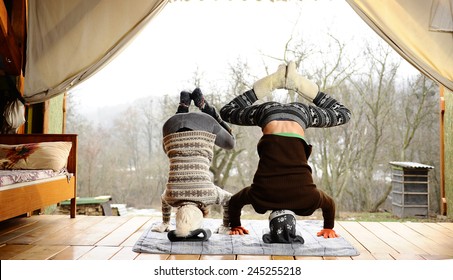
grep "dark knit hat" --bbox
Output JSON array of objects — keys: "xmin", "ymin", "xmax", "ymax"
[{"xmin": 262, "ymin": 210, "xmax": 304, "ymax": 244}]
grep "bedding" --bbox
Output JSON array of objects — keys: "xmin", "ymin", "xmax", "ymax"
[
  {"xmin": 0, "ymin": 141, "xmax": 72, "ymax": 171},
  {"xmin": 0, "ymin": 169, "xmax": 71, "ymax": 188},
  {"xmin": 0, "ymin": 134, "xmax": 78, "ymax": 222}
]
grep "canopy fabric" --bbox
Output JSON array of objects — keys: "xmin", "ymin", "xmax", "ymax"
[
  {"xmin": 430, "ymin": 0, "xmax": 453, "ymax": 32},
  {"xmin": 23, "ymin": 0, "xmax": 453, "ymax": 104},
  {"xmin": 24, "ymin": 0, "xmax": 168, "ymax": 104},
  {"xmin": 346, "ymin": 0, "xmax": 453, "ymax": 92}
]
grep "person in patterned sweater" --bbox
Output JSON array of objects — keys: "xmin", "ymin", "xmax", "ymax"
[
  {"xmin": 152, "ymin": 88, "xmax": 235, "ymax": 239},
  {"xmin": 220, "ymin": 62, "xmax": 351, "ymax": 240}
]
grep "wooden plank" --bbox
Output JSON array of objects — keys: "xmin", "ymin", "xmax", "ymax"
[
  {"xmin": 95, "ymin": 216, "xmax": 150, "ymax": 246},
  {"xmin": 335, "ymin": 221, "xmax": 368, "ymax": 254},
  {"xmin": 381, "ymin": 222, "xmax": 453, "ymax": 256},
  {"xmin": 0, "ymin": 244, "xmax": 33, "ymax": 260},
  {"xmin": 0, "ymin": 179, "xmax": 76, "ymax": 222},
  {"xmin": 322, "ymin": 256, "xmax": 340, "ymax": 260},
  {"xmin": 371, "ymin": 253, "xmax": 395, "ymax": 260},
  {"xmin": 237, "ymin": 255, "xmax": 272, "ymax": 260},
  {"xmin": 351, "ymin": 251, "xmax": 375, "ymax": 260},
  {"xmin": 295, "ymin": 256, "xmax": 324, "ymax": 260},
  {"xmin": 135, "ymin": 253, "xmax": 169, "ymax": 260},
  {"xmin": 110, "ymin": 246, "xmax": 139, "ymax": 260},
  {"xmin": 390, "ymin": 253, "xmax": 424, "ymax": 260},
  {"xmin": 8, "ymin": 215, "xmax": 81, "ymax": 245},
  {"xmin": 359, "ymin": 222, "xmax": 427, "ymax": 255},
  {"xmin": 9, "ymin": 245, "xmax": 68, "ymax": 260},
  {"xmin": 49, "ymin": 245, "xmax": 94, "ymax": 260},
  {"xmin": 436, "ymin": 222, "xmax": 453, "ymax": 232},
  {"xmin": 34, "ymin": 216, "xmax": 106, "ymax": 245},
  {"xmin": 272, "ymin": 255, "xmax": 294, "ymax": 260},
  {"xmin": 338, "ymin": 221, "xmax": 398, "ymax": 255},
  {"xmin": 0, "ymin": 217, "xmax": 39, "ymax": 237},
  {"xmin": 167, "ymin": 254, "xmax": 200, "ymax": 260},
  {"xmin": 200, "ymin": 255, "xmax": 236, "ymax": 260},
  {"xmin": 120, "ymin": 218, "xmax": 157, "ymax": 246},
  {"xmin": 323, "ymin": 256, "xmax": 352, "ymax": 260},
  {"xmin": 0, "ymin": 215, "xmax": 63, "ymax": 244},
  {"xmin": 3, "ymin": 215, "xmax": 453, "ymax": 260},
  {"xmin": 403, "ymin": 222, "xmax": 453, "ymax": 252},
  {"xmin": 407, "ymin": 222, "xmax": 453, "ymax": 240},
  {"xmin": 421, "ymin": 254, "xmax": 453, "ymax": 260},
  {"xmin": 77, "ymin": 246, "xmax": 122, "ymax": 260},
  {"xmin": 426, "ymin": 223, "xmax": 453, "ymax": 238},
  {"xmin": 68, "ymin": 216, "xmax": 133, "ymax": 246}
]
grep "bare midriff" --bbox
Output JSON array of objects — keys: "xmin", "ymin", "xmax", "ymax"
[{"xmin": 262, "ymin": 120, "xmax": 305, "ymax": 137}]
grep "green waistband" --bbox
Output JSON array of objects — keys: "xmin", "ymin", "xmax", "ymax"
[{"xmin": 273, "ymin": 132, "xmax": 305, "ymax": 140}]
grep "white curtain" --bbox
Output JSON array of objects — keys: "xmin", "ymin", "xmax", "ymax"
[
  {"xmin": 430, "ymin": 0, "xmax": 453, "ymax": 32},
  {"xmin": 346, "ymin": 0, "xmax": 453, "ymax": 92},
  {"xmin": 24, "ymin": 0, "xmax": 169, "ymax": 104}
]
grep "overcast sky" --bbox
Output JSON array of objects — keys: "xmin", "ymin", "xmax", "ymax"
[{"xmin": 69, "ymin": 0, "xmax": 414, "ymax": 114}]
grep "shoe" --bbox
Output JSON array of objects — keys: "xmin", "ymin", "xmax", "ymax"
[
  {"xmin": 179, "ymin": 91, "xmax": 192, "ymax": 107},
  {"xmin": 176, "ymin": 91, "xmax": 191, "ymax": 113},
  {"xmin": 190, "ymin": 88, "xmax": 205, "ymax": 109},
  {"xmin": 286, "ymin": 61, "xmax": 319, "ymax": 102},
  {"xmin": 252, "ymin": 64, "xmax": 287, "ymax": 99}
]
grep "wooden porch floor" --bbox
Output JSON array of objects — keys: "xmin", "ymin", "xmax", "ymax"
[{"xmin": 1, "ymin": 215, "xmax": 453, "ymax": 260}]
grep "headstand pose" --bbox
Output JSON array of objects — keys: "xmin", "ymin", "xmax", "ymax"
[
  {"xmin": 220, "ymin": 62, "xmax": 351, "ymax": 240},
  {"xmin": 152, "ymin": 88, "xmax": 234, "ymax": 240}
]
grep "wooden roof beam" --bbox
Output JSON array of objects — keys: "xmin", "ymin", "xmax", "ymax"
[{"xmin": 0, "ymin": 0, "xmax": 24, "ymax": 76}]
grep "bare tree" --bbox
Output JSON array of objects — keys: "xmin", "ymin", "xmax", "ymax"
[
  {"xmin": 347, "ymin": 43, "xmax": 400, "ymax": 211},
  {"xmin": 389, "ymin": 74, "xmax": 440, "ymax": 212},
  {"xmin": 66, "ymin": 94, "xmax": 111, "ymax": 197},
  {"xmin": 301, "ymin": 36, "xmax": 358, "ymax": 213}
]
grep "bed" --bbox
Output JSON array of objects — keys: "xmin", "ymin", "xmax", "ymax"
[{"xmin": 0, "ymin": 134, "xmax": 77, "ymax": 222}]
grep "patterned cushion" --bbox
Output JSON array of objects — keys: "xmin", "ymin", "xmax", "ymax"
[{"xmin": 0, "ymin": 142, "xmax": 72, "ymax": 171}]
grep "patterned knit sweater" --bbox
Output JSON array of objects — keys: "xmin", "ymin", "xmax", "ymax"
[
  {"xmin": 162, "ymin": 130, "xmax": 219, "ymax": 208},
  {"xmin": 220, "ymin": 90, "xmax": 351, "ymax": 129}
]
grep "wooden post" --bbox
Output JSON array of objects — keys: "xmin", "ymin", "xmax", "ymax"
[
  {"xmin": 439, "ymin": 86, "xmax": 446, "ymax": 216},
  {"xmin": 43, "ymin": 100, "xmax": 49, "ymax": 133},
  {"xmin": 17, "ymin": 75, "xmax": 25, "ymax": 134},
  {"xmin": 63, "ymin": 92, "xmax": 67, "ymax": 133}
]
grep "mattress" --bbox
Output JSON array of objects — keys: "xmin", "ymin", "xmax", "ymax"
[{"xmin": 0, "ymin": 169, "xmax": 72, "ymax": 190}]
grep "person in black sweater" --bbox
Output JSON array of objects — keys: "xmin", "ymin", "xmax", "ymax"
[{"xmin": 220, "ymin": 62, "xmax": 351, "ymax": 239}]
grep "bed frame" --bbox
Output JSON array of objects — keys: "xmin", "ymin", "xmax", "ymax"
[{"xmin": 0, "ymin": 134, "xmax": 77, "ymax": 222}]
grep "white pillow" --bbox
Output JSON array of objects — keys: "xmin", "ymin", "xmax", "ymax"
[{"xmin": 0, "ymin": 141, "xmax": 72, "ymax": 171}]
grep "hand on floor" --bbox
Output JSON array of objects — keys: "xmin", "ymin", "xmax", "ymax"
[
  {"xmin": 215, "ymin": 225, "xmax": 231, "ymax": 235},
  {"xmin": 317, "ymin": 228, "xmax": 339, "ymax": 238},
  {"xmin": 229, "ymin": 226, "xmax": 249, "ymax": 235},
  {"xmin": 151, "ymin": 222, "xmax": 170, "ymax": 233}
]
